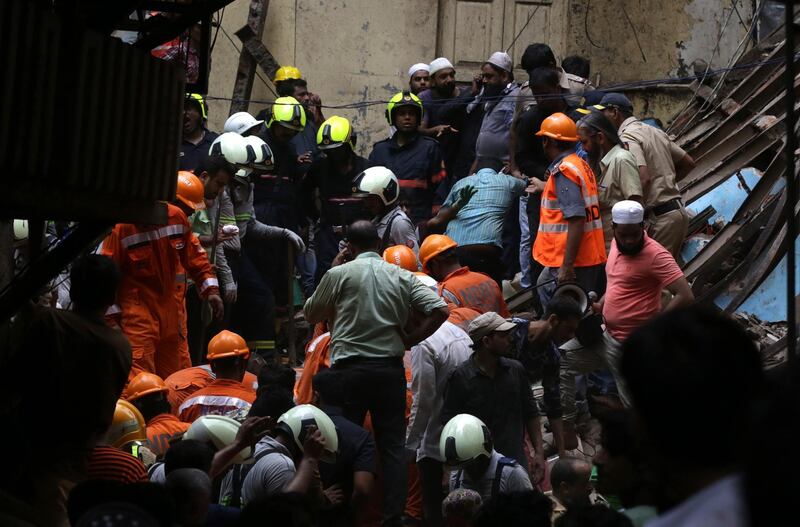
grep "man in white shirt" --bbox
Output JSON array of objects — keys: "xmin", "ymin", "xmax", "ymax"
[{"xmin": 406, "ymin": 307, "xmax": 479, "ymax": 526}]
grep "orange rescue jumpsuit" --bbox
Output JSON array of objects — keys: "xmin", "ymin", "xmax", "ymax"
[
  {"xmin": 101, "ymin": 203, "xmax": 219, "ymax": 380},
  {"xmin": 439, "ymin": 266, "xmax": 510, "ymax": 317},
  {"xmin": 178, "ymin": 378, "xmax": 257, "ymax": 423},
  {"xmin": 165, "ymin": 364, "xmax": 258, "ymax": 414},
  {"xmin": 145, "ymin": 413, "xmax": 191, "ymax": 457}
]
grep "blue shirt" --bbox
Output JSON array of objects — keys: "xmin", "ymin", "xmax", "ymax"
[
  {"xmin": 547, "ymin": 150, "xmax": 585, "ymax": 219},
  {"xmin": 443, "ymin": 168, "xmax": 525, "ymax": 247}
]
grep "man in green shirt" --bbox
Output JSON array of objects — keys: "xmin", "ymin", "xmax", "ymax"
[{"xmin": 304, "ymin": 219, "xmax": 449, "ymax": 526}]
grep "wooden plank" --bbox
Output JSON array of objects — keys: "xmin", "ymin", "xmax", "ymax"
[
  {"xmin": 235, "ymin": 24, "xmax": 280, "ymax": 84},
  {"xmin": 229, "ymin": 0, "xmax": 268, "ymax": 115}
]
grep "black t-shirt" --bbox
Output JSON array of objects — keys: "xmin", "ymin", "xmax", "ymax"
[
  {"xmin": 179, "ymin": 129, "xmax": 219, "ymax": 172},
  {"xmin": 304, "ymin": 153, "xmax": 369, "ymax": 226}
]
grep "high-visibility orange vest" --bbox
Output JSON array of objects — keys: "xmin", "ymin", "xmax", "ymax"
[{"xmin": 533, "ymin": 153, "xmax": 607, "ymax": 268}]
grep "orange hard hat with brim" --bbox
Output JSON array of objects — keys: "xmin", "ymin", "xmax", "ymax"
[
  {"xmin": 125, "ymin": 372, "xmax": 168, "ymax": 402},
  {"xmin": 419, "ymin": 234, "xmax": 458, "ymax": 272},
  {"xmin": 176, "ymin": 171, "xmax": 206, "ymax": 211},
  {"xmin": 535, "ymin": 112, "xmax": 578, "ymax": 142},
  {"xmin": 383, "ymin": 245, "xmax": 419, "ymax": 272},
  {"xmin": 207, "ymin": 330, "xmax": 250, "ymax": 361}
]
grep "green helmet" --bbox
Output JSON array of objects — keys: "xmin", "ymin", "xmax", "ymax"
[
  {"xmin": 268, "ymin": 96, "xmax": 307, "ymax": 132},
  {"xmin": 385, "ymin": 91, "xmax": 423, "ymax": 124},
  {"xmin": 185, "ymin": 93, "xmax": 208, "ymax": 120},
  {"xmin": 317, "ymin": 115, "xmax": 356, "ymax": 150}
]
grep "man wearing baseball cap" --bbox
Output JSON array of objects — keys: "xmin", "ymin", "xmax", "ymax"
[
  {"xmin": 471, "ymin": 51, "xmax": 520, "ymax": 173},
  {"xmin": 598, "ymin": 93, "xmax": 696, "ymax": 258},
  {"xmin": 558, "ymin": 200, "xmax": 694, "ymax": 445},
  {"xmin": 441, "ymin": 311, "xmax": 546, "ymax": 484}
]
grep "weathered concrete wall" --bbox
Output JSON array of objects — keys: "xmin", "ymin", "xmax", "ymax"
[
  {"xmin": 207, "ymin": 0, "xmax": 437, "ymax": 156},
  {"xmin": 206, "ymin": 0, "xmax": 755, "ymax": 144},
  {"xmin": 565, "ymin": 0, "xmax": 754, "ymax": 121}
]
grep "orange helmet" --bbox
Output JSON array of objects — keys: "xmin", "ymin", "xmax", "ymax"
[
  {"xmin": 125, "ymin": 372, "xmax": 168, "ymax": 402},
  {"xmin": 207, "ymin": 330, "xmax": 250, "ymax": 361},
  {"xmin": 383, "ymin": 245, "xmax": 418, "ymax": 272},
  {"xmin": 535, "ymin": 112, "xmax": 578, "ymax": 142},
  {"xmin": 176, "ymin": 171, "xmax": 206, "ymax": 211},
  {"xmin": 419, "ymin": 234, "xmax": 458, "ymax": 272},
  {"xmin": 108, "ymin": 399, "xmax": 147, "ymax": 449}
]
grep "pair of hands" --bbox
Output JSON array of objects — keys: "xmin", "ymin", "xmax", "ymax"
[{"xmin": 234, "ymin": 417, "xmax": 327, "ymax": 460}]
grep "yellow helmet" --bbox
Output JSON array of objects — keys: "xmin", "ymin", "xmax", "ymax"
[
  {"xmin": 273, "ymin": 66, "xmax": 303, "ymax": 83},
  {"xmin": 317, "ymin": 115, "xmax": 355, "ymax": 150},
  {"xmin": 269, "ymin": 96, "xmax": 307, "ymax": 132},
  {"xmin": 385, "ymin": 91, "xmax": 423, "ymax": 124},
  {"xmin": 108, "ymin": 399, "xmax": 147, "ymax": 449},
  {"xmin": 185, "ymin": 93, "xmax": 208, "ymax": 120}
]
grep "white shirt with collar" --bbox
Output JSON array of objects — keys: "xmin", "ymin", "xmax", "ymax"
[{"xmin": 645, "ymin": 474, "xmax": 747, "ymax": 527}]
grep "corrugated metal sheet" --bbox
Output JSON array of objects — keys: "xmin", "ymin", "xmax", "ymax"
[{"xmin": 0, "ymin": 0, "xmax": 184, "ymax": 224}]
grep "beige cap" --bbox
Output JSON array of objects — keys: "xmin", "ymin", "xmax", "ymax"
[{"xmin": 468, "ymin": 312, "xmax": 516, "ymax": 343}]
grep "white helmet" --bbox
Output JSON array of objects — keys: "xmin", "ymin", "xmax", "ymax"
[
  {"xmin": 440, "ymin": 414, "xmax": 493, "ymax": 467},
  {"xmin": 224, "ymin": 112, "xmax": 264, "ymax": 135},
  {"xmin": 242, "ymin": 135, "xmax": 274, "ymax": 170},
  {"xmin": 13, "ymin": 219, "xmax": 28, "ymax": 241},
  {"xmin": 354, "ymin": 166, "xmax": 399, "ymax": 206},
  {"xmin": 184, "ymin": 415, "xmax": 254, "ymax": 465},
  {"xmin": 209, "ymin": 132, "xmax": 257, "ymax": 167},
  {"xmin": 276, "ymin": 404, "xmax": 339, "ymax": 463}
]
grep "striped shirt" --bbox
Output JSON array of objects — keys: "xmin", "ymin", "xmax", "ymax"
[
  {"xmin": 443, "ymin": 168, "xmax": 526, "ymax": 248},
  {"xmin": 86, "ymin": 445, "xmax": 148, "ymax": 484}
]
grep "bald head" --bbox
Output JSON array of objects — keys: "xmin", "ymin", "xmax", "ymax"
[
  {"xmin": 347, "ymin": 220, "xmax": 380, "ymax": 254},
  {"xmin": 166, "ymin": 468, "xmax": 211, "ymax": 527},
  {"xmin": 550, "ymin": 457, "xmax": 593, "ymax": 508}
]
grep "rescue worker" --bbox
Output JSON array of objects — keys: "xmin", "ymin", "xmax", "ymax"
[
  {"xmin": 100, "ymin": 201, "xmax": 223, "ymax": 380},
  {"xmin": 354, "ymin": 166, "xmax": 420, "ymax": 254},
  {"xmin": 87, "ymin": 399, "xmax": 150, "ymax": 483},
  {"xmin": 285, "ymin": 76, "xmax": 325, "ymax": 175},
  {"xmin": 383, "ymin": 244, "xmax": 419, "ymax": 272},
  {"xmin": 223, "ymin": 111, "xmax": 264, "ymax": 136},
  {"xmin": 369, "ymin": 91, "xmax": 445, "ymax": 225},
  {"xmin": 212, "ymin": 132, "xmax": 304, "ymax": 357},
  {"xmin": 125, "ymin": 372, "xmax": 190, "ymax": 457},
  {"xmin": 164, "ymin": 363, "xmax": 259, "ymax": 412},
  {"xmin": 598, "ymin": 93, "xmax": 695, "ymax": 258},
  {"xmin": 178, "ymin": 330, "xmax": 257, "ymax": 423},
  {"xmin": 304, "ymin": 115, "xmax": 370, "ymax": 283},
  {"xmin": 180, "ymin": 93, "xmax": 218, "ymax": 171},
  {"xmin": 252, "ymin": 96, "xmax": 306, "ymax": 339},
  {"xmin": 532, "ymin": 112, "xmax": 607, "ymax": 307},
  {"xmin": 174, "ymin": 169, "xmax": 234, "ymax": 362},
  {"xmin": 419, "ymin": 234, "xmax": 510, "ymax": 317},
  {"xmin": 273, "ymin": 65, "xmax": 303, "ymax": 97},
  {"xmin": 441, "ymin": 414, "xmax": 532, "ymax": 501}
]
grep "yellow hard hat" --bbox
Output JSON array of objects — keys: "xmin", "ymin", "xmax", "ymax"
[
  {"xmin": 108, "ymin": 399, "xmax": 147, "ymax": 449},
  {"xmin": 385, "ymin": 91, "xmax": 423, "ymax": 124},
  {"xmin": 317, "ymin": 115, "xmax": 355, "ymax": 150},
  {"xmin": 268, "ymin": 96, "xmax": 307, "ymax": 132},
  {"xmin": 185, "ymin": 93, "xmax": 208, "ymax": 120},
  {"xmin": 273, "ymin": 66, "xmax": 303, "ymax": 83}
]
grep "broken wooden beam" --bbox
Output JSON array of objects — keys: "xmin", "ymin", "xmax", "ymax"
[
  {"xmin": 235, "ymin": 24, "xmax": 280, "ymax": 85},
  {"xmin": 229, "ymin": 0, "xmax": 269, "ymax": 115}
]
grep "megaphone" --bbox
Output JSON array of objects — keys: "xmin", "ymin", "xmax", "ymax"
[{"xmin": 552, "ymin": 282, "xmax": 604, "ymax": 346}]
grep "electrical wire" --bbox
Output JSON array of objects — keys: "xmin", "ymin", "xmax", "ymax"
[
  {"xmin": 210, "ymin": 7, "xmax": 225, "ymax": 54},
  {"xmin": 217, "ymin": 22, "xmax": 278, "ymax": 99},
  {"xmin": 505, "ymin": 4, "xmax": 543, "ymax": 54},
  {"xmin": 200, "ymin": 51, "xmax": 798, "ymax": 111}
]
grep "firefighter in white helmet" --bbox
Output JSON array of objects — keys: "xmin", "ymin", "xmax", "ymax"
[
  {"xmin": 210, "ymin": 132, "xmax": 305, "ymax": 358},
  {"xmin": 221, "ymin": 396, "xmax": 333, "ymax": 507},
  {"xmin": 353, "ymin": 166, "xmax": 419, "ymax": 254},
  {"xmin": 441, "ymin": 414, "xmax": 532, "ymax": 501}
]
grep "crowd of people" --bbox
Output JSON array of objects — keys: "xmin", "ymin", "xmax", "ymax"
[{"xmin": 1, "ymin": 42, "xmax": 795, "ymax": 527}]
